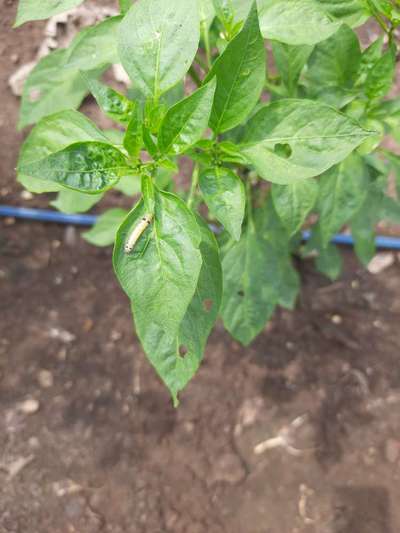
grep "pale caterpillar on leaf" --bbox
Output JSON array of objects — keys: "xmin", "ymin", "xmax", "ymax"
[{"xmin": 124, "ymin": 214, "xmax": 153, "ymax": 254}]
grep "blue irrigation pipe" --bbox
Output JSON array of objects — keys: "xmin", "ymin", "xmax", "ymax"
[{"xmin": 2, "ymin": 205, "xmax": 400, "ymax": 250}]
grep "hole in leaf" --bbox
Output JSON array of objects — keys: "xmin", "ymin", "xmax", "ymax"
[
  {"xmin": 237, "ymin": 290, "xmax": 245, "ymax": 297},
  {"xmin": 203, "ymin": 299, "xmax": 213, "ymax": 312},
  {"xmin": 274, "ymin": 143, "xmax": 292, "ymax": 159},
  {"xmin": 179, "ymin": 345, "xmax": 188, "ymax": 357}
]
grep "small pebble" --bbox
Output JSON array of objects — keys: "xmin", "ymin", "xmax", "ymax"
[
  {"xmin": 368, "ymin": 253, "xmax": 395, "ymax": 274},
  {"xmin": 20, "ymin": 190, "xmax": 33, "ymax": 200},
  {"xmin": 38, "ymin": 369, "xmax": 54, "ymax": 388},
  {"xmin": 19, "ymin": 398, "xmax": 40, "ymax": 414},
  {"xmin": 331, "ymin": 314, "xmax": 342, "ymax": 325}
]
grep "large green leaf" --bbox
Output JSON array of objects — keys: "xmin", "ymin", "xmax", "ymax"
[
  {"xmin": 158, "ymin": 79, "xmax": 216, "ymax": 154},
  {"xmin": 83, "ymin": 208, "xmax": 129, "ymax": 246},
  {"xmin": 118, "ymin": 0, "xmax": 200, "ymax": 98},
  {"xmin": 129, "ymin": 216, "xmax": 222, "ymax": 404},
  {"xmin": 306, "ymin": 25, "xmax": 361, "ymax": 89},
  {"xmin": 241, "ymin": 99, "xmax": 371, "ymax": 184},
  {"xmin": 221, "ymin": 198, "xmax": 297, "ymax": 345},
  {"xmin": 51, "ymin": 189, "xmax": 104, "ymax": 214},
  {"xmin": 18, "ymin": 142, "xmax": 129, "ymax": 193},
  {"xmin": 365, "ymin": 50, "xmax": 396, "ymax": 101},
  {"xmin": 113, "ymin": 190, "xmax": 202, "ymax": 342},
  {"xmin": 17, "ymin": 110, "xmax": 110, "ymax": 193},
  {"xmin": 257, "ymin": 0, "xmax": 341, "ymax": 45},
  {"xmin": 271, "ymin": 42, "xmax": 313, "ymax": 96},
  {"xmin": 318, "ymin": 0, "xmax": 369, "ymax": 26},
  {"xmin": 64, "ymin": 17, "xmax": 122, "ymax": 71},
  {"xmin": 199, "ymin": 167, "xmax": 245, "ymax": 240},
  {"xmin": 272, "ymin": 179, "xmax": 318, "ymax": 235},
  {"xmin": 316, "ymin": 242, "xmax": 343, "ymax": 280},
  {"xmin": 15, "ymin": 0, "xmax": 84, "ymax": 26},
  {"xmin": 18, "ymin": 50, "xmax": 93, "ymax": 129},
  {"xmin": 83, "ymin": 75, "xmax": 136, "ymax": 126},
  {"xmin": 207, "ymin": 2, "xmax": 266, "ymax": 133},
  {"xmin": 317, "ymin": 154, "xmax": 369, "ymax": 247}
]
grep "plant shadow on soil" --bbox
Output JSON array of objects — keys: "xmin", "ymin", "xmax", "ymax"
[{"xmin": 1, "ymin": 1, "xmax": 400, "ymax": 531}]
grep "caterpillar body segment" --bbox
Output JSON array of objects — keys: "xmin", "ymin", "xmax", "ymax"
[{"xmin": 124, "ymin": 213, "xmax": 153, "ymax": 254}]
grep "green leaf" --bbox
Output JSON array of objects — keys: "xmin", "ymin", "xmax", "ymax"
[
  {"xmin": 207, "ymin": 2, "xmax": 266, "ymax": 133},
  {"xmin": 129, "ymin": 216, "xmax": 222, "ymax": 404},
  {"xmin": 51, "ymin": 189, "xmax": 104, "ymax": 214},
  {"xmin": 64, "ymin": 17, "xmax": 122, "ymax": 71},
  {"xmin": 213, "ymin": 0, "xmax": 235, "ymax": 25},
  {"xmin": 380, "ymin": 196, "xmax": 400, "ymax": 224},
  {"xmin": 272, "ymin": 179, "xmax": 318, "ymax": 235},
  {"xmin": 241, "ymin": 99, "xmax": 371, "ymax": 184},
  {"xmin": 18, "ymin": 49, "xmax": 93, "ymax": 129},
  {"xmin": 17, "ymin": 110, "xmax": 110, "ymax": 193},
  {"xmin": 159, "ymin": 80, "xmax": 216, "ymax": 154},
  {"xmin": 15, "ymin": 0, "xmax": 84, "ymax": 26},
  {"xmin": 317, "ymin": 154, "xmax": 369, "ymax": 247},
  {"xmin": 83, "ymin": 208, "xmax": 128, "ymax": 246},
  {"xmin": 257, "ymin": 0, "xmax": 341, "ymax": 45},
  {"xmin": 318, "ymin": 0, "xmax": 369, "ymax": 26},
  {"xmin": 315, "ymin": 242, "xmax": 343, "ymax": 280},
  {"xmin": 365, "ymin": 50, "xmax": 396, "ymax": 101},
  {"xmin": 118, "ymin": 0, "xmax": 200, "ymax": 98},
  {"xmin": 123, "ymin": 106, "xmax": 143, "ymax": 157},
  {"xmin": 119, "ymin": 0, "xmax": 132, "ymax": 14},
  {"xmin": 357, "ymin": 36, "xmax": 384, "ymax": 83},
  {"xmin": 141, "ymin": 174, "xmax": 156, "ymax": 214},
  {"xmin": 113, "ymin": 189, "xmax": 202, "ymax": 342},
  {"xmin": 221, "ymin": 198, "xmax": 296, "ymax": 345},
  {"xmin": 306, "ymin": 25, "xmax": 361, "ymax": 90},
  {"xmin": 115, "ymin": 175, "xmax": 141, "ymax": 196},
  {"xmin": 18, "ymin": 142, "xmax": 130, "ymax": 193},
  {"xmin": 83, "ymin": 75, "xmax": 135, "ymax": 126},
  {"xmin": 199, "ymin": 166, "xmax": 245, "ymax": 240},
  {"xmin": 271, "ymin": 42, "xmax": 313, "ymax": 96},
  {"xmin": 351, "ymin": 185, "xmax": 384, "ymax": 266}
]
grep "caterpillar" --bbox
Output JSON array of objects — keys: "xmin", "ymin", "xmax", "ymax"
[{"xmin": 124, "ymin": 213, "xmax": 153, "ymax": 254}]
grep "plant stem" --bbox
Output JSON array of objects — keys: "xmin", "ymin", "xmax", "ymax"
[
  {"xmin": 201, "ymin": 21, "xmax": 212, "ymax": 71},
  {"xmin": 188, "ymin": 66, "xmax": 202, "ymax": 88},
  {"xmin": 187, "ymin": 164, "xmax": 199, "ymax": 208},
  {"xmin": 245, "ymin": 180, "xmax": 254, "ymax": 230}
]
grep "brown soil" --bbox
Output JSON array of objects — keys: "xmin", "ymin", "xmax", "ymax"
[{"xmin": 2, "ymin": 2, "xmax": 400, "ymax": 532}]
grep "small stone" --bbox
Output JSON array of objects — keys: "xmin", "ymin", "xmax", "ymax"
[
  {"xmin": 49, "ymin": 327, "xmax": 76, "ymax": 343},
  {"xmin": 20, "ymin": 190, "xmax": 33, "ymax": 200},
  {"xmin": 385, "ymin": 438, "xmax": 400, "ymax": 464},
  {"xmin": 28, "ymin": 436, "xmax": 40, "ymax": 449},
  {"xmin": 38, "ymin": 369, "xmax": 54, "ymax": 388},
  {"xmin": 368, "ymin": 253, "xmax": 395, "ymax": 274},
  {"xmin": 64, "ymin": 226, "xmax": 77, "ymax": 247},
  {"xmin": 4, "ymin": 217, "xmax": 15, "ymax": 226},
  {"xmin": 19, "ymin": 398, "xmax": 40, "ymax": 414},
  {"xmin": 331, "ymin": 314, "xmax": 342, "ymax": 325}
]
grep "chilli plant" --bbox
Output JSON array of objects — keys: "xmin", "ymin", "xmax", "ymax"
[{"xmin": 15, "ymin": 0, "xmax": 400, "ymax": 404}]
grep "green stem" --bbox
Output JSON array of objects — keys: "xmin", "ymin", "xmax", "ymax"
[
  {"xmin": 188, "ymin": 66, "xmax": 202, "ymax": 88},
  {"xmin": 245, "ymin": 180, "xmax": 254, "ymax": 230},
  {"xmin": 201, "ymin": 20, "xmax": 212, "ymax": 71},
  {"xmin": 187, "ymin": 164, "xmax": 200, "ymax": 208}
]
